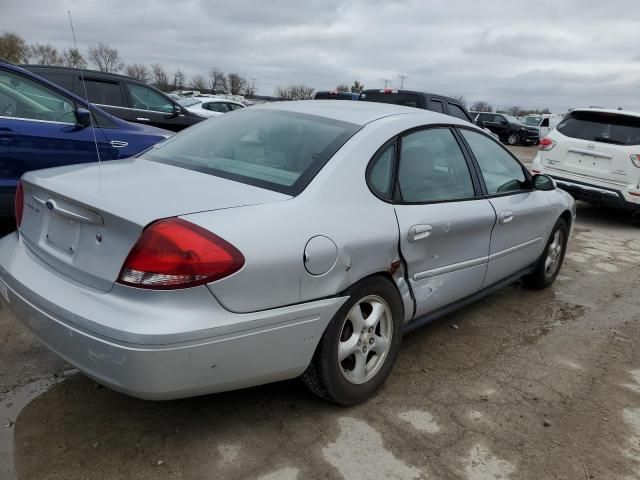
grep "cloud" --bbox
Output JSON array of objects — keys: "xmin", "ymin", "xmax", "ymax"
[{"xmin": 4, "ymin": 0, "xmax": 640, "ymax": 111}]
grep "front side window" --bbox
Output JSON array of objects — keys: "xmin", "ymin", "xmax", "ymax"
[
  {"xmin": 461, "ymin": 129, "xmax": 527, "ymax": 194},
  {"xmin": 0, "ymin": 68, "xmax": 75, "ymax": 123},
  {"xmin": 447, "ymin": 103, "xmax": 472, "ymax": 122},
  {"xmin": 127, "ymin": 83, "xmax": 174, "ymax": 113},
  {"xmin": 397, "ymin": 128, "xmax": 475, "ymax": 203},
  {"xmin": 144, "ymin": 110, "xmax": 360, "ymax": 194}
]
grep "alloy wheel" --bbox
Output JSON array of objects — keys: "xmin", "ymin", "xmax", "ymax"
[{"xmin": 544, "ymin": 229, "xmax": 564, "ymax": 277}]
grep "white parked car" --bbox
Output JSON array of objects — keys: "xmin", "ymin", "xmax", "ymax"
[
  {"xmin": 177, "ymin": 97, "xmax": 245, "ymax": 118},
  {"xmin": 532, "ymin": 108, "xmax": 640, "ymax": 220},
  {"xmin": 522, "ymin": 114, "xmax": 564, "ymax": 138}
]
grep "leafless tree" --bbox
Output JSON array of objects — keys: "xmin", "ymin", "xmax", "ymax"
[
  {"xmin": 88, "ymin": 43, "xmax": 123, "ymax": 72},
  {"xmin": 209, "ymin": 68, "xmax": 227, "ymax": 94},
  {"xmin": 506, "ymin": 105, "xmax": 521, "ymax": 117},
  {"xmin": 28, "ymin": 43, "xmax": 63, "ymax": 65},
  {"xmin": 62, "ymin": 48, "xmax": 87, "ymax": 68},
  {"xmin": 124, "ymin": 63, "xmax": 149, "ymax": 82},
  {"xmin": 190, "ymin": 74, "xmax": 207, "ymax": 91},
  {"xmin": 151, "ymin": 63, "xmax": 170, "ymax": 91},
  {"xmin": 243, "ymin": 80, "xmax": 256, "ymax": 97},
  {"xmin": 336, "ymin": 84, "xmax": 349, "ymax": 92},
  {"xmin": 275, "ymin": 84, "xmax": 316, "ymax": 100},
  {"xmin": 470, "ymin": 101, "xmax": 493, "ymax": 112},
  {"xmin": 451, "ymin": 95, "xmax": 467, "ymax": 108},
  {"xmin": 0, "ymin": 32, "xmax": 29, "ymax": 63},
  {"xmin": 227, "ymin": 73, "xmax": 247, "ymax": 95},
  {"xmin": 351, "ymin": 80, "xmax": 364, "ymax": 93},
  {"xmin": 173, "ymin": 70, "xmax": 185, "ymax": 90}
]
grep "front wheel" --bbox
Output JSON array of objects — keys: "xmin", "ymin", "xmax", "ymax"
[
  {"xmin": 301, "ymin": 276, "xmax": 403, "ymax": 405},
  {"xmin": 507, "ymin": 133, "xmax": 519, "ymax": 145},
  {"xmin": 523, "ymin": 218, "xmax": 568, "ymax": 289}
]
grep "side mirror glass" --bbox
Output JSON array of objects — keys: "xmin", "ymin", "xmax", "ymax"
[
  {"xmin": 532, "ymin": 174, "xmax": 556, "ymax": 191},
  {"xmin": 74, "ymin": 107, "xmax": 92, "ymax": 128},
  {"xmin": 165, "ymin": 104, "xmax": 181, "ymax": 119}
]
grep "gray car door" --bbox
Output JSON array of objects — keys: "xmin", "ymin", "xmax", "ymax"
[
  {"xmin": 393, "ymin": 127, "xmax": 496, "ymax": 318},
  {"xmin": 459, "ymin": 129, "xmax": 553, "ymax": 287}
]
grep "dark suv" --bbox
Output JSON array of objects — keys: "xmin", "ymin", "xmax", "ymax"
[
  {"xmin": 23, "ymin": 65, "xmax": 206, "ymax": 131},
  {"xmin": 358, "ymin": 89, "xmax": 475, "ymax": 123},
  {"xmin": 472, "ymin": 112, "xmax": 539, "ymax": 146}
]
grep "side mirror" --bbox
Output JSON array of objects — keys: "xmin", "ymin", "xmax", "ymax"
[
  {"xmin": 74, "ymin": 108, "xmax": 92, "ymax": 128},
  {"xmin": 166, "ymin": 104, "xmax": 181, "ymax": 119},
  {"xmin": 532, "ymin": 174, "xmax": 556, "ymax": 191}
]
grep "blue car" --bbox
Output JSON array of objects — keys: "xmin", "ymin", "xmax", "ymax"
[{"xmin": 0, "ymin": 61, "xmax": 173, "ymax": 218}]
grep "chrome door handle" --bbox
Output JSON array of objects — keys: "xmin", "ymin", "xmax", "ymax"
[
  {"xmin": 499, "ymin": 210, "xmax": 514, "ymax": 224},
  {"xmin": 136, "ymin": 117, "xmax": 150, "ymax": 121},
  {"xmin": 408, "ymin": 224, "xmax": 432, "ymax": 242},
  {"xmin": 109, "ymin": 140, "xmax": 128, "ymax": 148}
]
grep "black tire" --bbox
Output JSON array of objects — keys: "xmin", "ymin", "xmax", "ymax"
[
  {"xmin": 507, "ymin": 133, "xmax": 519, "ymax": 145},
  {"xmin": 523, "ymin": 218, "xmax": 569, "ymax": 289},
  {"xmin": 301, "ymin": 276, "xmax": 403, "ymax": 405}
]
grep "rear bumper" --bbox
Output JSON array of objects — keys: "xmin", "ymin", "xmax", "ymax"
[
  {"xmin": 520, "ymin": 131, "xmax": 540, "ymax": 144},
  {"xmin": 0, "ymin": 232, "xmax": 347, "ymax": 399},
  {"xmin": 550, "ymin": 176, "xmax": 640, "ymax": 211}
]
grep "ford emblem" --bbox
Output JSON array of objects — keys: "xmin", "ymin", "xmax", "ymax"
[{"xmin": 45, "ymin": 200, "xmax": 54, "ymax": 210}]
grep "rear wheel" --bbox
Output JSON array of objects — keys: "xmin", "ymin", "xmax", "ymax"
[
  {"xmin": 301, "ymin": 276, "xmax": 403, "ymax": 405},
  {"xmin": 523, "ymin": 218, "xmax": 568, "ymax": 289},
  {"xmin": 507, "ymin": 133, "xmax": 519, "ymax": 145}
]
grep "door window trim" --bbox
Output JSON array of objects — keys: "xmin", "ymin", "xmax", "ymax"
[
  {"xmin": 454, "ymin": 125, "xmax": 534, "ymax": 198},
  {"xmin": 365, "ymin": 124, "xmax": 485, "ymax": 205}
]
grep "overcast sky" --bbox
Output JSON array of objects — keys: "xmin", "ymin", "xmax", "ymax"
[{"xmin": 5, "ymin": 0, "xmax": 640, "ymax": 111}]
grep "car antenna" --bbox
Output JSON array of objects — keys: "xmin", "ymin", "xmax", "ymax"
[{"xmin": 67, "ymin": 10, "xmax": 101, "ymax": 165}]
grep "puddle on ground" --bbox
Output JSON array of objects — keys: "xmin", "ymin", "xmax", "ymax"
[
  {"xmin": 322, "ymin": 417, "xmax": 423, "ymax": 480},
  {"xmin": 464, "ymin": 444, "xmax": 516, "ymax": 480},
  {"xmin": 0, "ymin": 376, "xmax": 66, "ymax": 480},
  {"xmin": 623, "ymin": 370, "xmax": 640, "ymax": 395},
  {"xmin": 622, "ymin": 408, "xmax": 640, "ymax": 479},
  {"xmin": 569, "ymin": 232, "xmax": 640, "ymax": 274}
]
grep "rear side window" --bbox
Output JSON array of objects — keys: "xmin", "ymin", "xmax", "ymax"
[
  {"xmin": 557, "ymin": 111, "xmax": 640, "ymax": 146},
  {"xmin": 79, "ymin": 79, "xmax": 126, "ymax": 107},
  {"xmin": 461, "ymin": 129, "xmax": 527, "ymax": 194},
  {"xmin": 428, "ymin": 99, "xmax": 444, "ymax": 113},
  {"xmin": 144, "ymin": 110, "xmax": 360, "ymax": 195},
  {"xmin": 397, "ymin": 128, "xmax": 475, "ymax": 203},
  {"xmin": 359, "ymin": 91, "xmax": 420, "ymax": 108},
  {"xmin": 368, "ymin": 143, "xmax": 396, "ymax": 199},
  {"xmin": 448, "ymin": 103, "xmax": 472, "ymax": 122}
]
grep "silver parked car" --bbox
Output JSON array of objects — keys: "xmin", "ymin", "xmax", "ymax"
[{"xmin": 0, "ymin": 101, "xmax": 575, "ymax": 404}]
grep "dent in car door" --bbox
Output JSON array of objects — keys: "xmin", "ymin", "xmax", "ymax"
[{"xmin": 392, "ymin": 127, "xmax": 495, "ymax": 317}]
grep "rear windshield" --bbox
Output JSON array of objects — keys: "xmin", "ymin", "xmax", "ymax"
[
  {"xmin": 557, "ymin": 111, "xmax": 640, "ymax": 146},
  {"xmin": 143, "ymin": 109, "xmax": 360, "ymax": 195},
  {"xmin": 359, "ymin": 91, "xmax": 421, "ymax": 108}
]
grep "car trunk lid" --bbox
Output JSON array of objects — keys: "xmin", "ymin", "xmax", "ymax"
[{"xmin": 19, "ymin": 158, "xmax": 290, "ymax": 292}]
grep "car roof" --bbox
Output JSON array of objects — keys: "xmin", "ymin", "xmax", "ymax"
[
  {"xmin": 23, "ymin": 64, "xmax": 143, "ymax": 83},
  {"xmin": 254, "ymin": 100, "xmax": 472, "ymax": 126},
  {"xmin": 571, "ymin": 107, "xmax": 640, "ymax": 119},
  {"xmin": 360, "ymin": 89, "xmax": 463, "ymax": 104}
]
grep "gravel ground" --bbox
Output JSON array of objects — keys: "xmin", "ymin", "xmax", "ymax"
[{"xmin": 1, "ymin": 145, "xmax": 640, "ymax": 480}]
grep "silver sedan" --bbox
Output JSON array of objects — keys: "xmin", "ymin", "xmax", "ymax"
[{"xmin": 0, "ymin": 101, "xmax": 574, "ymax": 404}]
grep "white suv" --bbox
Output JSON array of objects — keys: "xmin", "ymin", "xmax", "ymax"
[{"xmin": 531, "ymin": 108, "xmax": 640, "ymax": 220}]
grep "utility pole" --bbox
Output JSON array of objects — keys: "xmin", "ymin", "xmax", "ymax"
[
  {"xmin": 381, "ymin": 78, "xmax": 390, "ymax": 88},
  {"xmin": 399, "ymin": 75, "xmax": 407, "ymax": 88},
  {"xmin": 250, "ymin": 77, "xmax": 256, "ymax": 95}
]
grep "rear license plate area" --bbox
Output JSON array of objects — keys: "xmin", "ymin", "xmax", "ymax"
[
  {"xmin": 44, "ymin": 212, "xmax": 80, "ymax": 257},
  {"xmin": 567, "ymin": 152, "xmax": 610, "ymax": 171}
]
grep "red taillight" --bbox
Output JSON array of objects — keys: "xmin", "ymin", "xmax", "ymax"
[
  {"xmin": 630, "ymin": 154, "xmax": 640, "ymax": 168},
  {"xmin": 538, "ymin": 137, "xmax": 556, "ymax": 151},
  {"xmin": 117, "ymin": 218, "xmax": 244, "ymax": 290},
  {"xmin": 15, "ymin": 181, "xmax": 24, "ymax": 228}
]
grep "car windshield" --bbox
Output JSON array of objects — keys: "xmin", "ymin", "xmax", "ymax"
[
  {"xmin": 143, "ymin": 109, "xmax": 361, "ymax": 195},
  {"xmin": 177, "ymin": 97, "xmax": 201, "ymax": 107},
  {"xmin": 523, "ymin": 116, "xmax": 542, "ymax": 126},
  {"xmin": 501, "ymin": 113, "xmax": 521, "ymax": 124},
  {"xmin": 557, "ymin": 111, "xmax": 640, "ymax": 146}
]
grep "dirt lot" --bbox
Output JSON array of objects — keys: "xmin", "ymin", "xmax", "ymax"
[{"xmin": 2, "ymin": 145, "xmax": 640, "ymax": 480}]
